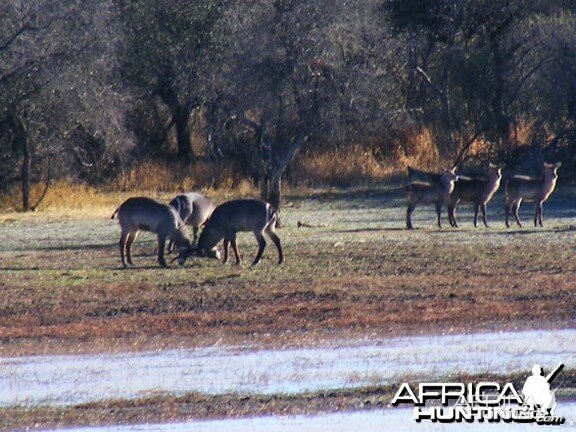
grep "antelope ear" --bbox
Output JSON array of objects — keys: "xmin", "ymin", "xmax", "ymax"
[{"xmin": 555, "ymin": 161, "xmax": 562, "ymax": 168}]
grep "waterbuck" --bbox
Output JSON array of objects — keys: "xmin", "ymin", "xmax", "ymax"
[
  {"xmin": 111, "ymin": 197, "xmax": 191, "ymax": 268},
  {"xmin": 178, "ymin": 199, "xmax": 282, "ymax": 267},
  {"xmin": 405, "ymin": 169, "xmax": 459, "ymax": 229},
  {"xmin": 167, "ymin": 192, "xmax": 215, "ymax": 252},
  {"xmin": 505, "ymin": 162, "xmax": 561, "ymax": 228},
  {"xmin": 448, "ymin": 164, "xmax": 503, "ymax": 228}
]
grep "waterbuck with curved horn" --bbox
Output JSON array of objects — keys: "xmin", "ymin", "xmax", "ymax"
[
  {"xmin": 505, "ymin": 162, "xmax": 561, "ymax": 228},
  {"xmin": 405, "ymin": 169, "xmax": 459, "ymax": 229},
  {"xmin": 111, "ymin": 197, "xmax": 192, "ymax": 268},
  {"xmin": 167, "ymin": 192, "xmax": 215, "ymax": 252},
  {"xmin": 448, "ymin": 164, "xmax": 503, "ymax": 228},
  {"xmin": 178, "ymin": 199, "xmax": 283, "ymax": 267}
]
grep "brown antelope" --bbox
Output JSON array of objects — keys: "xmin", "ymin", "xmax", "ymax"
[
  {"xmin": 448, "ymin": 164, "xmax": 503, "ymax": 228},
  {"xmin": 405, "ymin": 169, "xmax": 459, "ymax": 229},
  {"xmin": 505, "ymin": 162, "xmax": 561, "ymax": 228},
  {"xmin": 167, "ymin": 192, "xmax": 215, "ymax": 252},
  {"xmin": 111, "ymin": 197, "xmax": 191, "ymax": 268},
  {"xmin": 178, "ymin": 199, "xmax": 283, "ymax": 267}
]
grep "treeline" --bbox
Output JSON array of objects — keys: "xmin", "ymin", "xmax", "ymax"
[{"xmin": 1, "ymin": 0, "xmax": 575, "ymax": 210}]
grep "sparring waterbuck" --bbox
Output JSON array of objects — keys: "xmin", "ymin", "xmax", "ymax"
[
  {"xmin": 167, "ymin": 192, "xmax": 215, "ymax": 252},
  {"xmin": 178, "ymin": 199, "xmax": 283, "ymax": 267},
  {"xmin": 111, "ymin": 197, "xmax": 191, "ymax": 268},
  {"xmin": 405, "ymin": 169, "xmax": 459, "ymax": 229},
  {"xmin": 448, "ymin": 164, "xmax": 503, "ymax": 228},
  {"xmin": 505, "ymin": 162, "xmax": 561, "ymax": 228}
]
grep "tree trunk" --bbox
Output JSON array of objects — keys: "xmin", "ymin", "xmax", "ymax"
[
  {"xmin": 205, "ymin": 102, "xmax": 223, "ymax": 159},
  {"xmin": 441, "ymin": 64, "xmax": 457, "ymax": 157},
  {"xmin": 158, "ymin": 85, "xmax": 193, "ymax": 161},
  {"xmin": 21, "ymin": 135, "xmax": 31, "ymax": 211},
  {"xmin": 260, "ymin": 171, "xmax": 282, "ymax": 209},
  {"xmin": 9, "ymin": 114, "xmax": 31, "ymax": 212},
  {"xmin": 489, "ymin": 34, "xmax": 508, "ymax": 143},
  {"xmin": 260, "ymin": 172, "xmax": 270, "ymax": 203},
  {"xmin": 258, "ymin": 131, "xmax": 306, "ymax": 223},
  {"xmin": 259, "ymin": 170, "xmax": 282, "ymax": 226},
  {"xmin": 268, "ymin": 172, "xmax": 282, "ymax": 210},
  {"xmin": 174, "ymin": 111, "xmax": 192, "ymax": 160}
]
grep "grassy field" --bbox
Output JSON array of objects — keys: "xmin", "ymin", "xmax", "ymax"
[{"xmin": 0, "ymin": 185, "xmax": 575, "ymax": 356}]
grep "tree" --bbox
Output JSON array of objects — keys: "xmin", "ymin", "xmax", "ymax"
[
  {"xmin": 116, "ymin": 0, "xmax": 224, "ymax": 161},
  {"xmin": 207, "ymin": 0, "xmax": 363, "ymax": 210},
  {"xmin": 383, "ymin": 0, "xmax": 571, "ymax": 165},
  {"xmin": 0, "ymin": 0, "xmax": 132, "ymax": 210}
]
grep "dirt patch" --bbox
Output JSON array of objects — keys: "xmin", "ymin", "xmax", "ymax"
[{"xmin": 0, "ymin": 271, "xmax": 574, "ymax": 356}]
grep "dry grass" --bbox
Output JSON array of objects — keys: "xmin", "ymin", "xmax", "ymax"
[
  {"xmin": 0, "ymin": 177, "xmax": 259, "ymax": 221},
  {"xmin": 292, "ymin": 127, "xmax": 443, "ymax": 187},
  {"xmin": 391, "ymin": 126, "xmax": 441, "ymax": 171},
  {"xmin": 0, "ymin": 180, "xmax": 123, "ymax": 219},
  {"xmin": 110, "ymin": 159, "xmax": 251, "ymax": 193},
  {"xmin": 292, "ymin": 145, "xmax": 395, "ymax": 187},
  {"xmin": 0, "ymin": 123, "xmax": 551, "ymax": 213},
  {"xmin": 0, "ymin": 126, "xmax": 449, "ymax": 212}
]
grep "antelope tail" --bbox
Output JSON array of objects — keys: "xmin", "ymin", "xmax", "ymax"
[
  {"xmin": 111, "ymin": 208, "xmax": 119, "ymax": 219},
  {"xmin": 269, "ymin": 206, "xmax": 279, "ymax": 228}
]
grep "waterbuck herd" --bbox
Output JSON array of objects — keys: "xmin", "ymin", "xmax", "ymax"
[
  {"xmin": 112, "ymin": 161, "xmax": 562, "ymax": 268},
  {"xmin": 405, "ymin": 161, "xmax": 561, "ymax": 230}
]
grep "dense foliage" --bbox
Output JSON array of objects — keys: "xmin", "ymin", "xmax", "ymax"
[{"xmin": 1, "ymin": 0, "xmax": 575, "ymax": 209}]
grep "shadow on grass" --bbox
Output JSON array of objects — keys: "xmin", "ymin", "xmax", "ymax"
[
  {"xmin": 7, "ymin": 243, "xmax": 117, "ymax": 253},
  {"xmin": 336, "ymin": 227, "xmax": 407, "ymax": 233},
  {"xmin": 0, "ymin": 261, "xmax": 173, "ymax": 272},
  {"xmin": 0, "ymin": 266, "xmax": 41, "ymax": 271},
  {"xmin": 286, "ymin": 186, "xmax": 404, "ymax": 204},
  {"xmin": 496, "ymin": 228, "xmax": 561, "ymax": 235},
  {"xmin": 5, "ymin": 239, "xmax": 160, "ymax": 254}
]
